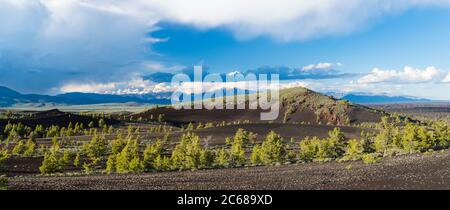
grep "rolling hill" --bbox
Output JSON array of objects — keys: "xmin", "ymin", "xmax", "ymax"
[{"xmin": 133, "ymin": 87, "xmax": 385, "ymax": 125}]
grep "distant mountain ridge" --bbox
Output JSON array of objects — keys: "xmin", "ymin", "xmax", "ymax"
[
  {"xmin": 341, "ymin": 93, "xmax": 431, "ymax": 104},
  {"xmin": 0, "ymin": 85, "xmax": 436, "ymax": 107},
  {"xmin": 0, "ymin": 86, "xmax": 171, "ymax": 107},
  {"xmin": 323, "ymin": 91, "xmax": 431, "ymax": 103}
]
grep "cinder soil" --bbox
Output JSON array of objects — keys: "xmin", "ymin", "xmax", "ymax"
[{"xmin": 8, "ymin": 150, "xmax": 450, "ymax": 190}]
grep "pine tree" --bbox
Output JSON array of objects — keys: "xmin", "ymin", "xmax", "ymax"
[
  {"xmin": 0, "ymin": 149, "xmax": 10, "ymax": 171},
  {"xmin": 401, "ymin": 123, "xmax": 420, "ymax": 153},
  {"xmin": 73, "ymin": 152, "xmax": 81, "ymax": 167},
  {"xmin": 342, "ymin": 139, "xmax": 364, "ymax": 161},
  {"xmin": 110, "ymin": 134, "xmax": 127, "ymax": 155},
  {"xmin": 260, "ymin": 131, "xmax": 285, "ymax": 164},
  {"xmin": 214, "ymin": 148, "xmax": 230, "ymax": 167},
  {"xmin": 230, "ymin": 129, "xmax": 250, "ymax": 165},
  {"xmin": 59, "ymin": 149, "xmax": 72, "ymax": 167},
  {"xmin": 171, "ymin": 133, "xmax": 209, "ymax": 170},
  {"xmin": 23, "ymin": 137, "xmax": 36, "ymax": 157},
  {"xmin": 199, "ymin": 149, "xmax": 213, "ymax": 169},
  {"xmin": 12, "ymin": 140, "xmax": 26, "ymax": 155},
  {"xmin": 299, "ymin": 137, "xmax": 319, "ymax": 162},
  {"xmin": 250, "ymin": 145, "xmax": 262, "ymax": 165},
  {"xmin": 105, "ymin": 154, "xmax": 116, "ymax": 173},
  {"xmin": 39, "ymin": 146, "xmax": 62, "ymax": 174},
  {"xmin": 107, "ymin": 125, "xmax": 114, "ymax": 134},
  {"xmin": 115, "ymin": 138, "xmax": 143, "ymax": 173},
  {"xmin": 83, "ymin": 134, "xmax": 107, "ymax": 165},
  {"xmin": 98, "ymin": 118, "xmax": 106, "ymax": 128},
  {"xmin": 158, "ymin": 114, "xmax": 164, "ymax": 123},
  {"xmin": 143, "ymin": 140, "xmax": 163, "ymax": 170}
]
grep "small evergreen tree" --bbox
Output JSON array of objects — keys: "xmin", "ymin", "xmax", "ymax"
[
  {"xmin": 143, "ymin": 140, "xmax": 163, "ymax": 170},
  {"xmin": 299, "ymin": 137, "xmax": 319, "ymax": 162},
  {"xmin": 59, "ymin": 149, "xmax": 72, "ymax": 167},
  {"xmin": 171, "ymin": 133, "xmax": 210, "ymax": 170},
  {"xmin": 153, "ymin": 155, "xmax": 171, "ymax": 171},
  {"xmin": 260, "ymin": 131, "xmax": 285, "ymax": 164},
  {"xmin": 214, "ymin": 148, "xmax": 231, "ymax": 167},
  {"xmin": 115, "ymin": 138, "xmax": 143, "ymax": 173},
  {"xmin": 39, "ymin": 146, "xmax": 62, "ymax": 174},
  {"xmin": 230, "ymin": 129, "xmax": 250, "ymax": 165},
  {"xmin": 73, "ymin": 152, "xmax": 81, "ymax": 167},
  {"xmin": 158, "ymin": 114, "xmax": 164, "ymax": 123},
  {"xmin": 83, "ymin": 134, "xmax": 107, "ymax": 165},
  {"xmin": 0, "ymin": 176, "xmax": 8, "ymax": 190},
  {"xmin": 401, "ymin": 123, "xmax": 420, "ymax": 153},
  {"xmin": 105, "ymin": 154, "xmax": 116, "ymax": 173},
  {"xmin": 98, "ymin": 119, "xmax": 106, "ymax": 128},
  {"xmin": 23, "ymin": 138, "xmax": 36, "ymax": 157},
  {"xmin": 199, "ymin": 149, "xmax": 214, "ymax": 168},
  {"xmin": 250, "ymin": 145, "xmax": 262, "ymax": 165},
  {"xmin": 0, "ymin": 149, "xmax": 10, "ymax": 171},
  {"xmin": 12, "ymin": 140, "xmax": 26, "ymax": 155},
  {"xmin": 110, "ymin": 134, "xmax": 127, "ymax": 155},
  {"xmin": 342, "ymin": 139, "xmax": 364, "ymax": 161},
  {"xmin": 88, "ymin": 121, "xmax": 95, "ymax": 128}
]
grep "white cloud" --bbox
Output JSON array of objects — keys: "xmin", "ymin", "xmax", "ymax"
[
  {"xmin": 104, "ymin": 0, "xmax": 450, "ymax": 41},
  {"xmin": 357, "ymin": 66, "xmax": 441, "ymax": 84},
  {"xmin": 2, "ymin": 0, "xmax": 450, "ymax": 93},
  {"xmin": 301, "ymin": 62, "xmax": 341, "ymax": 71},
  {"xmin": 0, "ymin": 0, "xmax": 160, "ymax": 93},
  {"xmin": 442, "ymin": 72, "xmax": 450, "ymax": 83},
  {"xmin": 60, "ymin": 82, "xmax": 118, "ymax": 94}
]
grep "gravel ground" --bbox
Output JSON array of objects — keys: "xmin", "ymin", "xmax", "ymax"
[{"xmin": 9, "ymin": 150, "xmax": 450, "ymax": 190}]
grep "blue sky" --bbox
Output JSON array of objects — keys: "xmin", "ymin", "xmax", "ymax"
[
  {"xmin": 153, "ymin": 7, "xmax": 450, "ymax": 73},
  {"xmin": 1, "ymin": 1, "xmax": 450, "ymax": 99}
]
